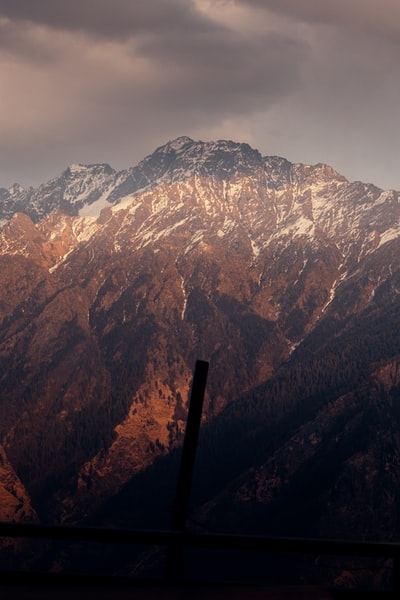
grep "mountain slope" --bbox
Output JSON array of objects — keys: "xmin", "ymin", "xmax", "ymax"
[{"xmin": 1, "ymin": 137, "xmax": 400, "ymax": 547}]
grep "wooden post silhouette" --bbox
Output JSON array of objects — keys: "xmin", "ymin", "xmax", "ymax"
[{"xmin": 166, "ymin": 359, "xmax": 209, "ymax": 579}]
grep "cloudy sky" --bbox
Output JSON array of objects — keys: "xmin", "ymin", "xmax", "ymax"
[{"xmin": 1, "ymin": 0, "xmax": 399, "ymax": 190}]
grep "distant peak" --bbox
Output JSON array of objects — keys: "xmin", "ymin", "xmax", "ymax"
[
  {"xmin": 8, "ymin": 183, "xmax": 25, "ymax": 195},
  {"xmin": 154, "ymin": 137, "xmax": 263, "ymax": 160},
  {"xmin": 68, "ymin": 163, "xmax": 87, "ymax": 172},
  {"xmin": 166, "ymin": 136, "xmax": 195, "ymax": 151},
  {"xmin": 64, "ymin": 163, "xmax": 115, "ymax": 177}
]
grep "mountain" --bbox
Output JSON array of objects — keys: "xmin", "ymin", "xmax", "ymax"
[
  {"xmin": 1, "ymin": 137, "xmax": 400, "ymax": 582},
  {"xmin": 0, "ymin": 137, "xmax": 264, "ymax": 223}
]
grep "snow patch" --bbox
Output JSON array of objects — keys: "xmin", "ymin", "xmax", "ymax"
[
  {"xmin": 79, "ymin": 192, "xmax": 113, "ymax": 217},
  {"xmin": 180, "ymin": 275, "xmax": 188, "ymax": 320},
  {"xmin": 320, "ymin": 267, "xmax": 348, "ymax": 315},
  {"xmin": 137, "ymin": 216, "xmax": 191, "ymax": 249},
  {"xmin": 69, "ymin": 164, "xmax": 87, "ymax": 173},
  {"xmin": 250, "ymin": 237, "xmax": 260, "ymax": 258},
  {"xmin": 291, "ymin": 216, "xmax": 315, "ymax": 238},
  {"xmin": 378, "ymin": 226, "xmax": 400, "ymax": 248},
  {"xmin": 111, "ymin": 194, "xmax": 141, "ymax": 214},
  {"xmin": 72, "ymin": 217, "xmax": 98, "ymax": 242},
  {"xmin": 184, "ymin": 229, "xmax": 205, "ymax": 254},
  {"xmin": 374, "ymin": 190, "xmax": 393, "ymax": 206}
]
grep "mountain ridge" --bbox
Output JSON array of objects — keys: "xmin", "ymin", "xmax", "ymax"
[{"xmin": 1, "ymin": 136, "xmax": 357, "ymax": 225}]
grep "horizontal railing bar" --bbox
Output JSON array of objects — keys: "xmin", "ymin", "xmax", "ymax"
[{"xmin": 0, "ymin": 521, "xmax": 399, "ymax": 560}]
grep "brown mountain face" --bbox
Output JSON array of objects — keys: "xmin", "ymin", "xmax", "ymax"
[{"xmin": 1, "ymin": 137, "xmax": 400, "ymax": 558}]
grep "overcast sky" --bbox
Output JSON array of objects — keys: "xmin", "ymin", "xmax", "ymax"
[{"xmin": 1, "ymin": 0, "xmax": 399, "ymax": 190}]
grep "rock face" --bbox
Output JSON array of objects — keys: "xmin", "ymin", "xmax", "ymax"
[
  {"xmin": 0, "ymin": 444, "xmax": 36, "ymax": 522},
  {"xmin": 1, "ymin": 136, "xmax": 400, "ymax": 561}
]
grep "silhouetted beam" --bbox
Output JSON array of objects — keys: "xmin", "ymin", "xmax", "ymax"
[
  {"xmin": 172, "ymin": 359, "xmax": 209, "ymax": 531},
  {"xmin": 1, "ymin": 521, "xmax": 400, "ymax": 591},
  {"xmin": 167, "ymin": 359, "xmax": 209, "ymax": 578}
]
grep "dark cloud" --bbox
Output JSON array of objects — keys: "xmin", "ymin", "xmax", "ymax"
[
  {"xmin": 0, "ymin": 0, "xmax": 307, "ymax": 111},
  {"xmin": 239, "ymin": 0, "xmax": 400, "ymax": 39},
  {"xmin": 0, "ymin": 0, "xmax": 212, "ymax": 39},
  {"xmin": 135, "ymin": 28, "xmax": 306, "ymax": 114}
]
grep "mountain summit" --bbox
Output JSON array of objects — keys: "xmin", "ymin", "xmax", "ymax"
[{"xmin": 1, "ymin": 137, "xmax": 266, "ymax": 223}]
